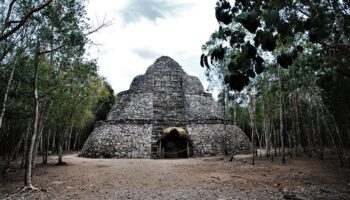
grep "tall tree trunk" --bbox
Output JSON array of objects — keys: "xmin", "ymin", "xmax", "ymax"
[
  {"xmin": 290, "ymin": 95, "xmax": 298, "ymax": 157},
  {"xmin": 77, "ymin": 128, "xmax": 81, "ymax": 151},
  {"xmin": 32, "ymin": 102, "xmax": 49, "ymax": 168},
  {"xmin": 32, "ymin": 124, "xmax": 44, "ymax": 168},
  {"xmin": 68, "ymin": 126, "xmax": 73, "ymax": 151},
  {"xmin": 223, "ymin": 88, "xmax": 227, "ymax": 155},
  {"xmin": 0, "ymin": 63, "xmax": 16, "ymax": 129},
  {"xmin": 295, "ymin": 95, "xmax": 303, "ymax": 157},
  {"xmin": 316, "ymin": 107, "xmax": 324, "ymax": 160},
  {"xmin": 43, "ymin": 129, "xmax": 51, "ymax": 164},
  {"xmin": 40, "ymin": 133, "xmax": 43, "ymax": 155},
  {"xmin": 262, "ymin": 92, "xmax": 270, "ymax": 158},
  {"xmin": 265, "ymin": 117, "xmax": 271, "ymax": 158},
  {"xmin": 272, "ymin": 121, "xmax": 277, "ymax": 157},
  {"xmin": 248, "ymin": 94, "xmax": 255, "ymax": 165},
  {"xmin": 57, "ymin": 128, "xmax": 66, "ymax": 164},
  {"xmin": 52, "ymin": 127, "xmax": 56, "ymax": 153},
  {"xmin": 278, "ymin": 67, "xmax": 286, "ymax": 164},
  {"xmin": 73, "ymin": 127, "xmax": 81, "ymax": 151},
  {"xmin": 233, "ymin": 93, "xmax": 237, "ymax": 126},
  {"xmin": 24, "ymin": 41, "xmax": 40, "ymax": 188},
  {"xmin": 21, "ymin": 121, "xmax": 31, "ymax": 169},
  {"xmin": 309, "ymin": 105, "xmax": 317, "ymax": 157}
]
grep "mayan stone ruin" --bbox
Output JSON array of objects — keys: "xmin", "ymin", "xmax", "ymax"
[{"xmin": 80, "ymin": 56, "xmax": 251, "ymax": 158}]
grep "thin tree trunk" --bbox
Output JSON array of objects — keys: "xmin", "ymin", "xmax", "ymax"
[
  {"xmin": 32, "ymin": 123, "xmax": 44, "ymax": 168},
  {"xmin": 77, "ymin": 128, "xmax": 81, "ymax": 151},
  {"xmin": 290, "ymin": 95, "xmax": 298, "ymax": 158},
  {"xmin": 223, "ymin": 88, "xmax": 227, "ymax": 155},
  {"xmin": 278, "ymin": 67, "xmax": 285, "ymax": 163},
  {"xmin": 24, "ymin": 41, "xmax": 40, "ymax": 188},
  {"xmin": 265, "ymin": 117, "xmax": 271, "ymax": 158},
  {"xmin": 67, "ymin": 125, "xmax": 73, "ymax": 151},
  {"xmin": 21, "ymin": 121, "xmax": 31, "ymax": 169},
  {"xmin": 272, "ymin": 121, "xmax": 277, "ymax": 157},
  {"xmin": 40, "ymin": 133, "xmax": 43, "ymax": 155},
  {"xmin": 295, "ymin": 95, "xmax": 303, "ymax": 157},
  {"xmin": 262, "ymin": 95, "xmax": 270, "ymax": 158},
  {"xmin": 310, "ymin": 105, "xmax": 317, "ymax": 157},
  {"xmin": 44, "ymin": 129, "xmax": 51, "ymax": 164},
  {"xmin": 316, "ymin": 107, "xmax": 324, "ymax": 160},
  {"xmin": 233, "ymin": 93, "xmax": 237, "ymax": 126},
  {"xmin": 0, "ymin": 63, "xmax": 16, "ymax": 129},
  {"xmin": 52, "ymin": 127, "xmax": 56, "ymax": 153},
  {"xmin": 248, "ymin": 95, "xmax": 255, "ymax": 165},
  {"xmin": 73, "ymin": 127, "xmax": 81, "ymax": 151},
  {"xmin": 57, "ymin": 128, "xmax": 66, "ymax": 164}
]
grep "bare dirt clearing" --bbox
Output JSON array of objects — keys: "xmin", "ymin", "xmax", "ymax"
[{"xmin": 1, "ymin": 154, "xmax": 349, "ymax": 200}]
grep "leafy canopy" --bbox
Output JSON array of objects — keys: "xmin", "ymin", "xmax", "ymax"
[{"xmin": 201, "ymin": 0, "xmax": 350, "ymax": 91}]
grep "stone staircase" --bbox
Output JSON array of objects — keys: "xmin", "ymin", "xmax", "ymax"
[{"xmin": 151, "ymin": 126, "xmax": 163, "ymax": 158}]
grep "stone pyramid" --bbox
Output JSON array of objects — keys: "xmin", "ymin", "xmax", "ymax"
[{"xmin": 81, "ymin": 56, "xmax": 251, "ymax": 158}]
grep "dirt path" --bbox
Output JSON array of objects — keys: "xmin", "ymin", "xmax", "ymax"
[{"xmin": 1, "ymin": 154, "xmax": 350, "ymax": 199}]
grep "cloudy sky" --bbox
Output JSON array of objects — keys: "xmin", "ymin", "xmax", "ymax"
[{"xmin": 86, "ymin": 0, "xmax": 218, "ymax": 95}]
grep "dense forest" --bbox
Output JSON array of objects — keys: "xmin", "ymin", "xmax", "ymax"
[
  {"xmin": 202, "ymin": 0, "xmax": 350, "ymax": 166},
  {"xmin": 0, "ymin": 0, "xmax": 115, "ymax": 189}
]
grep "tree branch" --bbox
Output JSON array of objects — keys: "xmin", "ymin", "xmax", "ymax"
[
  {"xmin": 39, "ymin": 44, "xmax": 65, "ymax": 55},
  {"xmin": 84, "ymin": 14, "xmax": 112, "ymax": 36},
  {"xmin": 38, "ymin": 81, "xmax": 67, "ymax": 100},
  {"xmin": 0, "ymin": 0, "xmax": 53, "ymax": 42},
  {"xmin": 1, "ymin": 0, "xmax": 17, "ymax": 34}
]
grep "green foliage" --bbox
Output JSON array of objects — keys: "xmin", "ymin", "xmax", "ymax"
[
  {"xmin": 204, "ymin": 0, "xmax": 350, "ymax": 92},
  {"xmin": 202, "ymin": 1, "xmax": 350, "ymax": 152},
  {"xmin": 0, "ymin": 0, "xmax": 111, "ymax": 155},
  {"xmin": 94, "ymin": 82, "xmax": 116, "ymax": 121}
]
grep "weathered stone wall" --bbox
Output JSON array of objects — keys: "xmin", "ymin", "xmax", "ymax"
[
  {"xmin": 184, "ymin": 94, "xmax": 224, "ymax": 120},
  {"xmin": 182, "ymin": 75, "xmax": 204, "ymax": 93},
  {"xmin": 225, "ymin": 125, "xmax": 252, "ymax": 154},
  {"xmin": 107, "ymin": 91, "xmax": 153, "ymax": 120},
  {"xmin": 152, "ymin": 70, "xmax": 185, "ymax": 120},
  {"xmin": 186, "ymin": 123, "xmax": 250, "ymax": 156},
  {"xmin": 81, "ymin": 123, "xmax": 152, "ymax": 158},
  {"xmin": 145, "ymin": 56, "xmax": 185, "ymax": 75},
  {"xmin": 129, "ymin": 75, "xmax": 152, "ymax": 91},
  {"xmin": 186, "ymin": 124, "xmax": 225, "ymax": 156}
]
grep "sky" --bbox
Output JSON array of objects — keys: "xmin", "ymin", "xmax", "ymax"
[{"xmin": 86, "ymin": 0, "xmax": 219, "ymax": 96}]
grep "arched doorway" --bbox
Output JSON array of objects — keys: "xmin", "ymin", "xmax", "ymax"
[{"xmin": 158, "ymin": 127, "xmax": 192, "ymax": 158}]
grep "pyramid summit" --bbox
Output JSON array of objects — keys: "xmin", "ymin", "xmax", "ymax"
[{"xmin": 81, "ymin": 56, "xmax": 250, "ymax": 158}]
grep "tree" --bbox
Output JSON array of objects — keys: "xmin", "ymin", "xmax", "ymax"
[
  {"xmin": 0, "ymin": 0, "xmax": 53, "ymax": 42},
  {"xmin": 202, "ymin": 0, "xmax": 350, "ymax": 166},
  {"xmin": 0, "ymin": 0, "xmax": 54, "ymax": 129},
  {"xmin": 0, "ymin": 0, "xmax": 111, "ymax": 190},
  {"xmin": 206, "ymin": 0, "xmax": 349, "ymax": 91}
]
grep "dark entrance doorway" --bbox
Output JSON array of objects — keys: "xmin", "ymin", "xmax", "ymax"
[{"xmin": 158, "ymin": 128, "xmax": 192, "ymax": 158}]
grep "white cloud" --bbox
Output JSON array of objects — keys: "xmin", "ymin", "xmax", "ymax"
[
  {"xmin": 120, "ymin": 0, "xmax": 191, "ymax": 23},
  {"xmin": 86, "ymin": 0, "xmax": 219, "ymax": 97}
]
